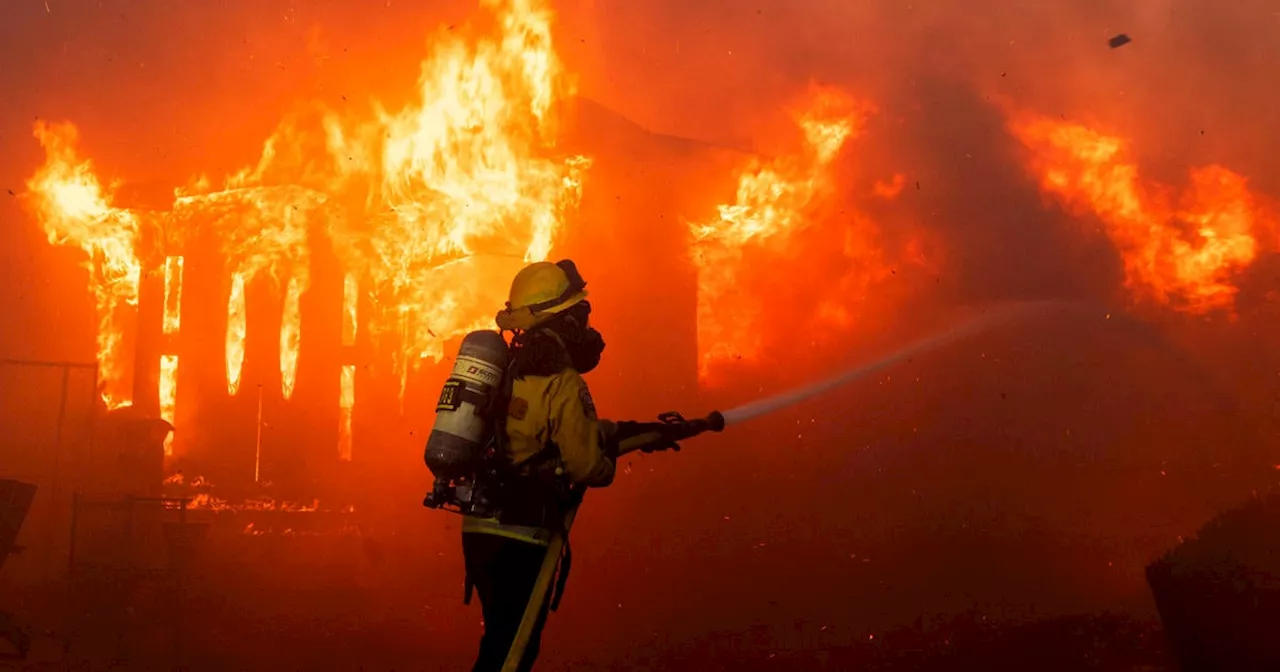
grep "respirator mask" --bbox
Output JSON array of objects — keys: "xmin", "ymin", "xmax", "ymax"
[{"xmin": 555, "ymin": 301, "xmax": 605, "ymax": 374}]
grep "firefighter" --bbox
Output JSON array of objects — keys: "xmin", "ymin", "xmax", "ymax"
[{"xmin": 462, "ymin": 259, "xmax": 615, "ymax": 672}]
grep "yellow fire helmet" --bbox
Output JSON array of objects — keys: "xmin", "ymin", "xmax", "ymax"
[{"xmin": 495, "ymin": 260, "xmax": 589, "ymax": 332}]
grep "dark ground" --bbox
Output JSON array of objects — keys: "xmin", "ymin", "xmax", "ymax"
[
  {"xmin": 2, "ymin": 505, "xmax": 1184, "ymax": 672},
  {"xmin": 7, "ymin": 611, "xmax": 1176, "ymax": 671},
  {"xmin": 4, "ymin": 570, "xmax": 1176, "ymax": 672},
  {"xmin": 2, "ymin": 313, "xmax": 1270, "ymax": 671}
]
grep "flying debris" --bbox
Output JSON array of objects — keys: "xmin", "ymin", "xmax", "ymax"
[{"xmin": 1109, "ymin": 34, "xmax": 1132, "ymax": 49}]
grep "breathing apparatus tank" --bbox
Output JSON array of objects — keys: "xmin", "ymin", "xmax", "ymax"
[{"xmin": 423, "ymin": 329, "xmax": 510, "ymax": 513}]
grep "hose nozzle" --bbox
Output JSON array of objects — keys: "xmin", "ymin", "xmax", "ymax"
[
  {"xmin": 657, "ymin": 410, "xmax": 725, "ymax": 440},
  {"xmin": 614, "ymin": 410, "xmax": 725, "ymax": 456}
]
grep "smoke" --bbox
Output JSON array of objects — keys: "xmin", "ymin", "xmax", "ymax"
[
  {"xmin": 721, "ymin": 301, "xmax": 1060, "ymax": 425},
  {"xmin": 564, "ymin": 6, "xmax": 1280, "ymax": 652},
  {"xmin": 572, "ymin": 0, "xmax": 1279, "ymax": 154},
  {"xmin": 568, "ymin": 0, "xmax": 1280, "ymax": 305}
]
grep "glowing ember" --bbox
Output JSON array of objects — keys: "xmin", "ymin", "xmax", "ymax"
[
  {"xmin": 280, "ymin": 276, "xmax": 302, "ymax": 399},
  {"xmin": 1010, "ymin": 114, "xmax": 1270, "ymax": 314},
  {"xmin": 226, "ymin": 272, "xmax": 247, "ymax": 395},
  {"xmin": 184, "ymin": 493, "xmax": 322, "ymax": 513},
  {"xmin": 25, "ymin": 121, "xmax": 141, "ymax": 409},
  {"xmin": 690, "ymin": 87, "xmax": 874, "ymax": 381},
  {"xmin": 338, "ymin": 364, "xmax": 355, "ymax": 462},
  {"xmin": 873, "ymin": 174, "xmax": 906, "ymax": 199}
]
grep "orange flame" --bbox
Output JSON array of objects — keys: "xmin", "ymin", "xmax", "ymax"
[
  {"xmin": 159, "ymin": 354, "xmax": 179, "ymax": 455},
  {"xmin": 25, "ymin": 122, "xmax": 141, "ymax": 408},
  {"xmin": 225, "ymin": 272, "xmax": 247, "ymax": 395},
  {"xmin": 690, "ymin": 87, "xmax": 874, "ymax": 381},
  {"xmin": 873, "ymin": 174, "xmax": 906, "ymax": 199},
  {"xmin": 279, "ymin": 276, "xmax": 302, "ymax": 399},
  {"xmin": 341, "ymin": 274, "xmax": 358, "ymax": 348},
  {"xmin": 338, "ymin": 274, "xmax": 358, "ymax": 461},
  {"xmin": 338, "ymin": 364, "xmax": 355, "ymax": 462},
  {"xmin": 159, "ymin": 255, "xmax": 184, "ymax": 455},
  {"xmin": 184, "ymin": 494, "xmax": 322, "ymax": 513},
  {"xmin": 322, "ymin": 0, "xmax": 588, "ymax": 393},
  {"xmin": 26, "ymin": 0, "xmax": 589, "ymax": 457},
  {"xmin": 162, "ymin": 256, "xmax": 184, "ymax": 335},
  {"xmin": 173, "ymin": 185, "xmax": 323, "ymax": 396},
  {"xmin": 1010, "ymin": 114, "xmax": 1270, "ymax": 314}
]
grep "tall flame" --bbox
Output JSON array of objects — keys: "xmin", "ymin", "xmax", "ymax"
[
  {"xmin": 338, "ymin": 364, "xmax": 355, "ymax": 462},
  {"xmin": 338, "ymin": 274, "xmax": 358, "ymax": 461},
  {"xmin": 25, "ymin": 122, "xmax": 141, "ymax": 408},
  {"xmin": 280, "ymin": 276, "xmax": 302, "ymax": 399},
  {"xmin": 690, "ymin": 88, "xmax": 873, "ymax": 381},
  {"xmin": 325, "ymin": 0, "xmax": 588, "ymax": 389},
  {"xmin": 226, "ymin": 272, "xmax": 247, "ymax": 395},
  {"xmin": 162, "ymin": 256, "xmax": 184, "ymax": 335},
  {"xmin": 341, "ymin": 274, "xmax": 359, "ymax": 348},
  {"xmin": 173, "ymin": 185, "xmax": 323, "ymax": 396},
  {"xmin": 1010, "ymin": 114, "xmax": 1270, "ymax": 314},
  {"xmin": 159, "ymin": 354, "xmax": 179, "ymax": 455},
  {"xmin": 24, "ymin": 0, "xmax": 590, "ymax": 459},
  {"xmin": 160, "ymin": 255, "xmax": 184, "ymax": 455}
]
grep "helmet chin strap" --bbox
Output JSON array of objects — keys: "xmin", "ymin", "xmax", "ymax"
[{"xmin": 538, "ymin": 326, "xmax": 569, "ymax": 351}]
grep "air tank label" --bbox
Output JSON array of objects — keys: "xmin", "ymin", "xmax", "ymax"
[
  {"xmin": 437, "ymin": 380, "xmax": 464, "ymax": 412},
  {"xmin": 455, "ymin": 355, "xmax": 502, "ymax": 386}
]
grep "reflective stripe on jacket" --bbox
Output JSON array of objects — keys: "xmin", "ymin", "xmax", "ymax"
[{"xmin": 461, "ymin": 516, "xmax": 553, "ymax": 546}]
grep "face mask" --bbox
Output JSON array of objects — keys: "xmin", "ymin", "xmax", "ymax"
[
  {"xmin": 565, "ymin": 327, "xmax": 606, "ymax": 373},
  {"xmin": 546, "ymin": 301, "xmax": 604, "ymax": 373}
]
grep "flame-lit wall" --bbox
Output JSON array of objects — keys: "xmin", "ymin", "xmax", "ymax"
[
  {"xmin": 115, "ymin": 211, "xmax": 333, "ymax": 496},
  {"xmin": 118, "ymin": 98, "xmax": 741, "ymax": 500}
]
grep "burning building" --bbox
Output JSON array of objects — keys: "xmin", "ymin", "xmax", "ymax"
[
  {"xmin": 22, "ymin": 0, "xmax": 1280, "ymax": 510},
  {"xmin": 19, "ymin": 0, "xmax": 1280, "ymax": 503},
  {"xmin": 20, "ymin": 0, "xmax": 753, "ymax": 510},
  {"xmin": 6, "ymin": 0, "xmax": 1280, "ymax": 668}
]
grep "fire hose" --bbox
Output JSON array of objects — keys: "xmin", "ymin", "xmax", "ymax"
[{"xmin": 500, "ymin": 301, "xmax": 1059, "ymax": 671}]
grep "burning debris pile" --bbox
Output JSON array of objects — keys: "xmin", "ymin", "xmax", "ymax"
[{"xmin": 159, "ymin": 472, "xmax": 357, "ymax": 537}]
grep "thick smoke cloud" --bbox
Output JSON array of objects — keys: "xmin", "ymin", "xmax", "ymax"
[
  {"xmin": 572, "ymin": 0, "xmax": 1279, "ymax": 161},
  {"xmin": 568, "ymin": 0, "xmax": 1280, "ymax": 308}
]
